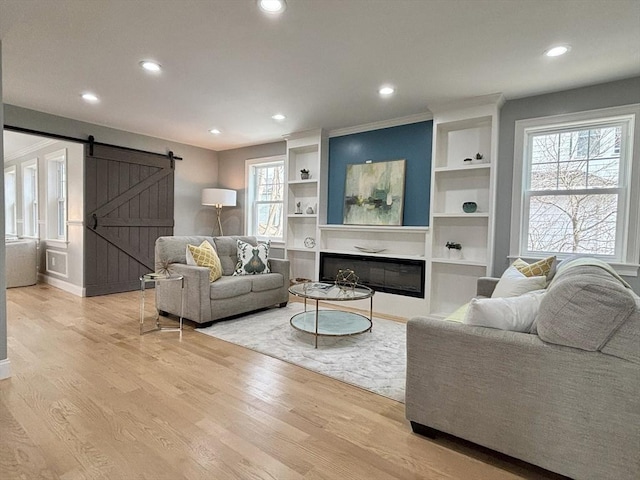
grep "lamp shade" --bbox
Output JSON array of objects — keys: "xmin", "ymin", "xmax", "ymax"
[{"xmin": 201, "ymin": 188, "xmax": 236, "ymax": 207}]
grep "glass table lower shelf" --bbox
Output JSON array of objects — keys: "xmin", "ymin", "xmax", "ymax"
[{"xmin": 290, "ymin": 310, "xmax": 372, "ymax": 348}]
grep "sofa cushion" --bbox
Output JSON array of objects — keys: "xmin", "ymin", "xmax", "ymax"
[
  {"xmin": 213, "ymin": 236, "xmax": 257, "ymax": 276},
  {"xmin": 601, "ymin": 297, "xmax": 640, "ymax": 364},
  {"xmin": 209, "ymin": 275, "xmax": 252, "ymax": 300},
  {"xmin": 234, "ymin": 239, "xmax": 271, "ymax": 275},
  {"xmin": 251, "ymin": 273, "xmax": 284, "ymax": 292},
  {"xmin": 463, "ymin": 290, "xmax": 545, "ymax": 332},
  {"xmin": 187, "ymin": 240, "xmax": 222, "ymax": 282},
  {"xmin": 537, "ymin": 264, "xmax": 637, "ymax": 351},
  {"xmin": 492, "ymin": 266, "xmax": 546, "ymax": 298},
  {"xmin": 156, "ymin": 235, "xmax": 215, "ymax": 265}
]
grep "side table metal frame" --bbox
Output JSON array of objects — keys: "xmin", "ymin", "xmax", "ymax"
[{"xmin": 139, "ymin": 274, "xmax": 184, "ymax": 335}]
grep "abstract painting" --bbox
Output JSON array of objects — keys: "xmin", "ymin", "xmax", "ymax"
[{"xmin": 343, "ymin": 159, "xmax": 406, "ymax": 225}]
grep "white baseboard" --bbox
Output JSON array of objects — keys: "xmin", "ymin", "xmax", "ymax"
[
  {"xmin": 0, "ymin": 358, "xmax": 11, "ymax": 380},
  {"xmin": 38, "ymin": 273, "xmax": 85, "ymax": 297}
]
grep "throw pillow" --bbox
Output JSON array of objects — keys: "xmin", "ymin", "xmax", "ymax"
[
  {"xmin": 463, "ymin": 289, "xmax": 546, "ymax": 332},
  {"xmin": 234, "ymin": 239, "xmax": 271, "ymax": 275},
  {"xmin": 491, "ymin": 266, "xmax": 547, "ymax": 298},
  {"xmin": 187, "ymin": 240, "xmax": 222, "ymax": 282},
  {"xmin": 513, "ymin": 256, "xmax": 556, "ymax": 280},
  {"xmin": 445, "ymin": 303, "xmax": 469, "ymax": 323}
]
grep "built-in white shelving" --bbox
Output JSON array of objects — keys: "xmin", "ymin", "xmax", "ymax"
[
  {"xmin": 428, "ymin": 98, "xmax": 502, "ymax": 317},
  {"xmin": 284, "ymin": 130, "xmax": 328, "ymax": 281}
]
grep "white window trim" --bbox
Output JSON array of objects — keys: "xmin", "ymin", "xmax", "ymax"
[
  {"xmin": 510, "ymin": 104, "xmax": 640, "ymax": 276},
  {"xmin": 244, "ymin": 155, "xmax": 285, "ymax": 242},
  {"xmin": 45, "ymin": 148, "xmax": 68, "ymax": 243},
  {"xmin": 4, "ymin": 165, "xmax": 18, "ymax": 236},
  {"xmin": 21, "ymin": 158, "xmax": 39, "ymax": 239}
]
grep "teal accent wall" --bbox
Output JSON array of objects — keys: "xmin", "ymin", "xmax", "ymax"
[{"xmin": 327, "ymin": 121, "xmax": 432, "ymax": 225}]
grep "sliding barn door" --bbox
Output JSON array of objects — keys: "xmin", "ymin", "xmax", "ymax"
[{"xmin": 84, "ymin": 144, "xmax": 174, "ymax": 296}]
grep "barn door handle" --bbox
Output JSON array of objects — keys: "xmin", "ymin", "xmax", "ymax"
[{"xmin": 92, "ymin": 214, "xmax": 98, "ymax": 230}]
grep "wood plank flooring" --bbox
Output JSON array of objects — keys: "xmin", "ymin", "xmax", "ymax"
[{"xmin": 0, "ymin": 284, "xmax": 565, "ymax": 480}]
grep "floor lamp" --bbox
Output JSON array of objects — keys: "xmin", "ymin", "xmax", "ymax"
[{"xmin": 201, "ymin": 188, "xmax": 237, "ymax": 236}]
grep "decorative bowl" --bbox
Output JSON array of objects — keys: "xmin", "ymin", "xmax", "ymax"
[{"xmin": 462, "ymin": 201, "xmax": 477, "ymax": 213}]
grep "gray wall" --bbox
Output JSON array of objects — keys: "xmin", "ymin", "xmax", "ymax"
[
  {"xmin": 4, "ymin": 105, "xmax": 219, "ymax": 236},
  {"xmin": 217, "ymin": 141, "xmax": 286, "ymax": 237},
  {"xmin": 0, "ymin": 41, "xmax": 7, "ymax": 367},
  {"xmin": 495, "ymin": 76, "xmax": 640, "ymax": 292}
]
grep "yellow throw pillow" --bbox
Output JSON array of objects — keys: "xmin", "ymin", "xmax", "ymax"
[
  {"xmin": 513, "ymin": 256, "xmax": 555, "ymax": 279},
  {"xmin": 187, "ymin": 241, "xmax": 222, "ymax": 282}
]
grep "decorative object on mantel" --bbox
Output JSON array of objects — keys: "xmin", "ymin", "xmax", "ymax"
[
  {"xmin": 306, "ymin": 206, "xmax": 314, "ymax": 214},
  {"xmin": 446, "ymin": 241, "xmax": 462, "ymax": 260},
  {"xmin": 344, "ymin": 159, "xmax": 406, "ymax": 226},
  {"xmin": 304, "ymin": 237, "xmax": 316, "ymax": 248},
  {"xmin": 300, "ymin": 169, "xmax": 310, "ymax": 180},
  {"xmin": 295, "ymin": 201, "xmax": 302, "ymax": 214},
  {"xmin": 463, "ymin": 157, "xmax": 473, "ymax": 164},
  {"xmin": 335, "ymin": 268, "xmax": 359, "ymax": 291},
  {"xmin": 475, "ymin": 152, "xmax": 484, "ymax": 161},
  {"xmin": 354, "ymin": 245, "xmax": 387, "ymax": 254},
  {"xmin": 462, "ymin": 201, "xmax": 478, "ymax": 213}
]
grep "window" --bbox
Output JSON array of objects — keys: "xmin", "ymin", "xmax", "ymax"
[
  {"xmin": 245, "ymin": 156, "xmax": 285, "ymax": 241},
  {"xmin": 511, "ymin": 105, "xmax": 640, "ymax": 274},
  {"xmin": 22, "ymin": 159, "xmax": 38, "ymax": 237},
  {"xmin": 4, "ymin": 166, "xmax": 17, "ymax": 236},
  {"xmin": 46, "ymin": 149, "xmax": 68, "ymax": 241}
]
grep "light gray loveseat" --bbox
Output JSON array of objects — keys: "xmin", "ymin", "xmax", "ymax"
[
  {"xmin": 406, "ymin": 258, "xmax": 640, "ymax": 480},
  {"xmin": 154, "ymin": 236, "xmax": 289, "ymax": 324}
]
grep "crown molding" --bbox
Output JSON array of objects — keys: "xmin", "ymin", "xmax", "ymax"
[
  {"xmin": 4, "ymin": 138, "xmax": 58, "ymax": 162},
  {"xmin": 427, "ymin": 93, "xmax": 505, "ymax": 114},
  {"xmin": 328, "ymin": 112, "xmax": 433, "ymax": 138}
]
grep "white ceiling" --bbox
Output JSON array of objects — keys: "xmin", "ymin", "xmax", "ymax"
[{"xmin": 1, "ymin": 0, "xmax": 639, "ymax": 152}]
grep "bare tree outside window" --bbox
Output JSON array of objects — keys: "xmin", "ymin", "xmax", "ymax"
[{"xmin": 526, "ymin": 125, "xmax": 622, "ymax": 256}]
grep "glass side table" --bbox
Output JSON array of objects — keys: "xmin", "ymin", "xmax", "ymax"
[{"xmin": 139, "ymin": 273, "xmax": 184, "ymax": 335}]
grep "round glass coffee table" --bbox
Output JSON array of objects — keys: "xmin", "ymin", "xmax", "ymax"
[{"xmin": 288, "ymin": 282, "xmax": 374, "ymax": 348}]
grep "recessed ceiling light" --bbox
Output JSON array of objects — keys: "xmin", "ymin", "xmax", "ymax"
[
  {"xmin": 209, "ymin": 128, "xmax": 221, "ymax": 135},
  {"xmin": 81, "ymin": 92, "xmax": 99, "ymax": 103},
  {"xmin": 140, "ymin": 60, "xmax": 162, "ymax": 72},
  {"xmin": 258, "ymin": 0, "xmax": 286, "ymax": 14},
  {"xmin": 545, "ymin": 45, "xmax": 570, "ymax": 57},
  {"xmin": 379, "ymin": 86, "xmax": 395, "ymax": 96},
  {"xmin": 272, "ymin": 114, "xmax": 286, "ymax": 121}
]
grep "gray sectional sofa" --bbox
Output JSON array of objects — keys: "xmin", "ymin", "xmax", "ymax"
[
  {"xmin": 406, "ymin": 258, "xmax": 640, "ymax": 480},
  {"xmin": 154, "ymin": 235, "xmax": 289, "ymax": 324}
]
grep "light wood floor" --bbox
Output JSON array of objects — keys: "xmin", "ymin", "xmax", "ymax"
[{"xmin": 0, "ymin": 284, "xmax": 565, "ymax": 480}]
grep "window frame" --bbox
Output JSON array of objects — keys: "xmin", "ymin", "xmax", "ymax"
[
  {"xmin": 510, "ymin": 104, "xmax": 640, "ymax": 276},
  {"xmin": 46, "ymin": 148, "xmax": 68, "ymax": 242},
  {"xmin": 244, "ymin": 155, "xmax": 285, "ymax": 243},
  {"xmin": 21, "ymin": 158, "xmax": 39, "ymax": 238},
  {"xmin": 4, "ymin": 165, "xmax": 17, "ymax": 237}
]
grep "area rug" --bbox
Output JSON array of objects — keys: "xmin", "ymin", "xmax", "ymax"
[{"xmin": 196, "ymin": 302, "xmax": 406, "ymax": 402}]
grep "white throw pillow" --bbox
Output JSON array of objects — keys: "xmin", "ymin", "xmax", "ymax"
[
  {"xmin": 234, "ymin": 239, "xmax": 271, "ymax": 275},
  {"xmin": 492, "ymin": 265, "xmax": 546, "ymax": 298},
  {"xmin": 463, "ymin": 290, "xmax": 546, "ymax": 332}
]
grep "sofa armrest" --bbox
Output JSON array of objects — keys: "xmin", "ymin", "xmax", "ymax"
[
  {"xmin": 156, "ymin": 263, "xmax": 212, "ymax": 323},
  {"xmin": 269, "ymin": 258, "xmax": 290, "ymax": 287},
  {"xmin": 476, "ymin": 276, "xmax": 499, "ymax": 297},
  {"xmin": 405, "ymin": 316, "xmax": 640, "ymax": 480}
]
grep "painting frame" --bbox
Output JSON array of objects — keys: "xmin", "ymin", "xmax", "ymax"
[{"xmin": 343, "ymin": 159, "xmax": 406, "ymax": 226}]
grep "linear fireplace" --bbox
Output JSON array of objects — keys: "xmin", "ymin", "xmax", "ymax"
[{"xmin": 319, "ymin": 252, "xmax": 425, "ymax": 298}]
